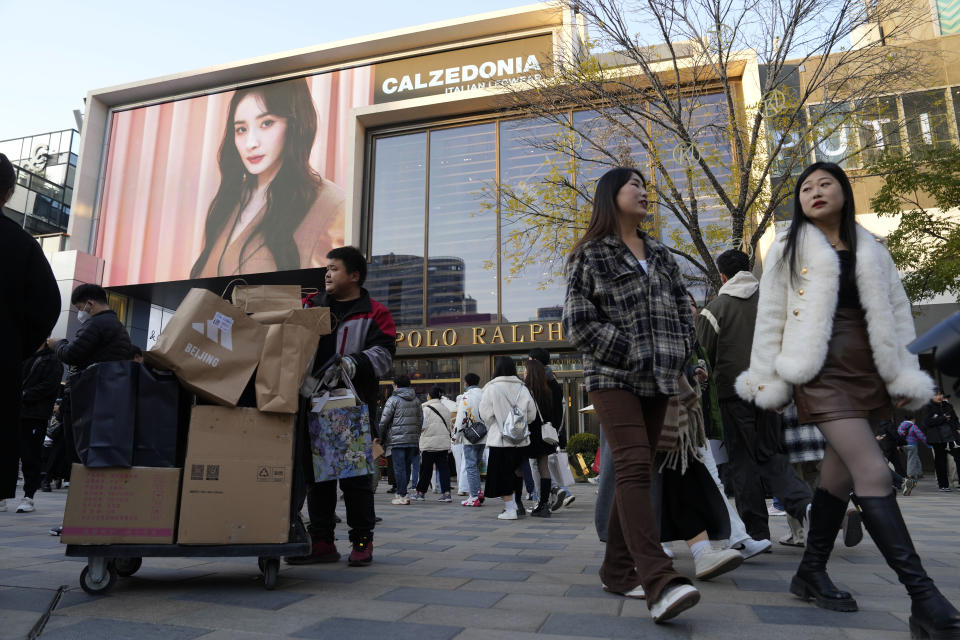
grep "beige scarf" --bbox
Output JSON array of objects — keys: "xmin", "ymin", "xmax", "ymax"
[{"xmin": 657, "ymin": 374, "xmax": 707, "ymax": 474}]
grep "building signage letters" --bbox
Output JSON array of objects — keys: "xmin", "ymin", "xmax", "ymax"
[
  {"xmin": 373, "ymin": 34, "xmax": 553, "ymax": 103},
  {"xmin": 396, "ymin": 321, "xmax": 564, "ymax": 349}
]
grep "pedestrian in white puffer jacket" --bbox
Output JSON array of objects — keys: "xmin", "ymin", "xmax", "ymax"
[{"xmin": 479, "ymin": 357, "xmax": 536, "ymax": 520}]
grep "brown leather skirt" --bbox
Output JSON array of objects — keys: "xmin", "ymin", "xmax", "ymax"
[{"xmin": 794, "ymin": 308, "xmax": 892, "ymax": 425}]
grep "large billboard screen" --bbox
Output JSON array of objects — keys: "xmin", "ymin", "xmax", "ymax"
[{"xmin": 96, "ymin": 68, "xmax": 374, "ymax": 286}]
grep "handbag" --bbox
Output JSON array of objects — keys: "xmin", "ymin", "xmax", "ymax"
[
  {"xmin": 459, "ymin": 405, "xmax": 488, "ymax": 444},
  {"xmin": 499, "ymin": 386, "xmax": 529, "ymax": 445},
  {"xmin": 307, "ymin": 362, "xmax": 376, "ymax": 482},
  {"xmin": 535, "ymin": 402, "xmax": 559, "ymax": 447}
]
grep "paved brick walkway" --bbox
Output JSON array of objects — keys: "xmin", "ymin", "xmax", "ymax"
[{"xmin": 2, "ymin": 477, "xmax": 959, "ymax": 639}]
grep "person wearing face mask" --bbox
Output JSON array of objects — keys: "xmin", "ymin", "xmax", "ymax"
[
  {"xmin": 44, "ymin": 284, "xmax": 133, "ymax": 533},
  {"xmin": 0, "ymin": 153, "xmax": 61, "ymax": 514}
]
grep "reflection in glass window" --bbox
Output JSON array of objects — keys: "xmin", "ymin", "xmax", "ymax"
[
  {"xmin": 427, "ymin": 124, "xmax": 497, "ymax": 326},
  {"xmin": 367, "ymin": 133, "xmax": 427, "ymax": 328},
  {"xmin": 389, "ymin": 357, "xmax": 460, "ymax": 382},
  {"xmin": 857, "ymin": 97, "xmax": 901, "ymax": 164},
  {"xmin": 810, "ymin": 103, "xmax": 857, "ymax": 169},
  {"xmin": 903, "ymin": 89, "xmax": 952, "ymax": 152},
  {"xmin": 499, "ymin": 118, "xmax": 568, "ymax": 323}
]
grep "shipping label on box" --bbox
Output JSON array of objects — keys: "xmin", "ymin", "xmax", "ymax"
[
  {"xmin": 62, "ymin": 465, "xmax": 182, "ymax": 545},
  {"xmin": 177, "ymin": 406, "xmax": 294, "ymax": 544}
]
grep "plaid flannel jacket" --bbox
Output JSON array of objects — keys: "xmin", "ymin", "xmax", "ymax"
[{"xmin": 562, "ymin": 230, "xmax": 694, "ymax": 397}]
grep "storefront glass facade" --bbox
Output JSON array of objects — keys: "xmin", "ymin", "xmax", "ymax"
[{"xmin": 0, "ymin": 129, "xmax": 78, "ymax": 235}]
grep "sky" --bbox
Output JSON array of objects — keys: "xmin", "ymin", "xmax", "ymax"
[{"xmin": 0, "ymin": 0, "xmax": 532, "ymax": 141}]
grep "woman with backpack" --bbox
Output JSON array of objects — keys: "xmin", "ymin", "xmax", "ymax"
[
  {"xmin": 479, "ymin": 357, "xmax": 537, "ymax": 520},
  {"xmin": 453, "ymin": 373, "xmax": 487, "ymax": 507}
]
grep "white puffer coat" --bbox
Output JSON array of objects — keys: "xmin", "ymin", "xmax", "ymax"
[
  {"xmin": 736, "ymin": 223, "xmax": 934, "ymax": 411},
  {"xmin": 420, "ymin": 398, "xmax": 453, "ymax": 452}
]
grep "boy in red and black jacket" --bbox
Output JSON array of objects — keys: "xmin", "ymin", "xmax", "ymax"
[{"xmin": 287, "ymin": 246, "xmax": 396, "ymax": 566}]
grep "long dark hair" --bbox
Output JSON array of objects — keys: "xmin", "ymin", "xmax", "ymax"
[
  {"xmin": 493, "ymin": 356, "xmax": 518, "ymax": 378},
  {"xmin": 567, "ymin": 167, "xmax": 647, "ymax": 267},
  {"xmin": 783, "ymin": 162, "xmax": 858, "ymax": 284},
  {"xmin": 190, "ymin": 78, "xmax": 322, "ymax": 277},
  {"xmin": 524, "ymin": 358, "xmax": 552, "ymax": 416}
]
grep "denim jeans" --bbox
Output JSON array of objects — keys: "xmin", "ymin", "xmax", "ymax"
[
  {"xmin": 904, "ymin": 445, "xmax": 922, "ymax": 478},
  {"xmin": 411, "ymin": 452, "xmax": 420, "ymax": 488},
  {"xmin": 462, "ymin": 443, "xmax": 485, "ymax": 497},
  {"xmin": 392, "ymin": 446, "xmax": 419, "ymax": 497}
]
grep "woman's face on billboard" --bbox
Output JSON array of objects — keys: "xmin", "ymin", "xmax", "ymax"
[{"xmin": 233, "ymin": 94, "xmax": 288, "ymax": 179}]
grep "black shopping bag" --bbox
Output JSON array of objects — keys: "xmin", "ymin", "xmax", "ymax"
[
  {"xmin": 134, "ymin": 366, "xmax": 181, "ymax": 467},
  {"xmin": 71, "ymin": 361, "xmax": 138, "ymax": 468}
]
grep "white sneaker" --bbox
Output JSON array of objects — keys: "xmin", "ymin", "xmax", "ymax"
[
  {"xmin": 497, "ymin": 509, "xmax": 518, "ymax": 520},
  {"xmin": 650, "ymin": 583, "xmax": 700, "ymax": 623},
  {"xmin": 694, "ymin": 548, "xmax": 744, "ymax": 580},
  {"xmin": 767, "ymin": 504, "xmax": 786, "ymax": 516},
  {"xmin": 0, "ymin": 499, "xmax": 6, "ymax": 512},
  {"xmin": 391, "ymin": 496, "xmax": 405, "ymax": 505},
  {"xmin": 602, "ymin": 583, "xmax": 646, "ymax": 599},
  {"xmin": 15, "ymin": 498, "xmax": 34, "ymax": 513},
  {"xmin": 661, "ymin": 543, "xmax": 675, "ymax": 559},
  {"xmin": 735, "ymin": 538, "xmax": 772, "ymax": 559}
]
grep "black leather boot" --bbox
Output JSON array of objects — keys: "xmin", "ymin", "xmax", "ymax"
[
  {"xmin": 856, "ymin": 493, "xmax": 960, "ymax": 639},
  {"xmin": 789, "ymin": 488, "xmax": 858, "ymax": 612},
  {"xmin": 531, "ymin": 478, "xmax": 552, "ymax": 517}
]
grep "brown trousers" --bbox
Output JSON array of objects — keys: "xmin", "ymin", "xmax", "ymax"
[{"xmin": 590, "ymin": 389, "xmax": 689, "ymax": 606}]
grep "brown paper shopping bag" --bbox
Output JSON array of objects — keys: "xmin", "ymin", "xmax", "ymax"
[
  {"xmin": 144, "ymin": 288, "xmax": 267, "ymax": 406},
  {"xmin": 252, "ymin": 308, "xmax": 331, "ymax": 413},
  {"xmin": 232, "ymin": 285, "xmax": 302, "ymax": 314}
]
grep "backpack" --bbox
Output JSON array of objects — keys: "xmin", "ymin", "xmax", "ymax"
[{"xmin": 499, "ymin": 386, "xmax": 530, "ymax": 445}]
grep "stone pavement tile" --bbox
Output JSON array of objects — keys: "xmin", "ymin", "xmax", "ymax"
[
  {"xmin": 0, "ymin": 585, "xmax": 67, "ymax": 612},
  {"xmin": 457, "ymin": 579, "xmax": 569, "ymax": 597},
  {"xmin": 40, "ymin": 617, "xmax": 210, "ymax": 640},
  {"xmin": 414, "ymin": 533, "xmax": 479, "ymax": 541},
  {"xmin": 432, "ymin": 567, "xmax": 532, "ymax": 582},
  {"xmin": 540, "ymin": 612, "xmax": 693, "ymax": 638},
  {"xmin": 402, "ymin": 603, "xmax": 547, "ymax": 632},
  {"xmin": 512, "ymin": 532, "xmax": 578, "ymax": 539},
  {"xmin": 378, "ymin": 586, "xmax": 505, "ymax": 608},
  {"xmin": 528, "ymin": 570, "xmax": 602, "ymax": 586},
  {"xmin": 465, "ymin": 553, "xmax": 553, "ymax": 564},
  {"xmin": 621, "ymin": 600, "xmax": 760, "ymax": 624},
  {"xmin": 751, "ymin": 604, "xmax": 905, "ymax": 630},
  {"xmin": 54, "ymin": 594, "xmax": 209, "ymax": 624},
  {"xmin": 379, "ymin": 542, "xmax": 456, "ymax": 552},
  {"xmin": 278, "ymin": 566, "xmax": 375, "ymax": 583},
  {"xmin": 281, "ymin": 594, "xmax": 425, "ymax": 621},
  {"xmin": 436, "ymin": 525, "xmax": 498, "ymax": 532},
  {"xmin": 496, "ymin": 541, "xmax": 567, "ymax": 550},
  {"xmin": 366, "ymin": 573, "xmax": 470, "ymax": 589},
  {"xmin": 690, "ymin": 622, "xmax": 834, "ymax": 640},
  {"xmin": 372, "ymin": 554, "xmax": 421, "ymax": 565},
  {"xmin": 191, "ymin": 631, "xmax": 282, "ymax": 640},
  {"xmin": 0, "ymin": 608, "xmax": 44, "ymax": 640},
  {"xmin": 292, "ymin": 617, "xmax": 462, "ymax": 640},
  {"xmin": 494, "ymin": 592, "xmax": 622, "ymax": 616},
  {"xmin": 171, "ymin": 604, "xmax": 335, "ymax": 636},
  {"xmin": 450, "ymin": 628, "xmax": 588, "ymax": 640},
  {"xmin": 842, "ymin": 627, "xmax": 913, "ymax": 639},
  {"xmin": 171, "ymin": 584, "xmax": 312, "ymax": 610}
]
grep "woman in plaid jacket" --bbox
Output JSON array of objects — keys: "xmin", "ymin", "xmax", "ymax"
[{"xmin": 562, "ymin": 167, "xmax": 699, "ymax": 624}]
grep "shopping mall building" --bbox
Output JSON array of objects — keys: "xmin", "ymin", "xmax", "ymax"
[{"xmin": 7, "ymin": 2, "xmax": 958, "ymax": 436}]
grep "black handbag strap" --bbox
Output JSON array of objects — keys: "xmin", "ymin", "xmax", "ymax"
[{"xmin": 425, "ymin": 404, "xmax": 451, "ymax": 434}]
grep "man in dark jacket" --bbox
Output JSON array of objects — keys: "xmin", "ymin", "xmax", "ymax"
[
  {"xmin": 379, "ymin": 375, "xmax": 423, "ymax": 504},
  {"xmin": 0, "ymin": 153, "xmax": 61, "ymax": 512},
  {"xmin": 287, "ymin": 246, "xmax": 396, "ymax": 566},
  {"xmin": 695, "ymin": 250, "xmax": 811, "ymax": 546},
  {"xmin": 13, "ymin": 343, "xmax": 62, "ymax": 512},
  {"xmin": 46, "ymin": 283, "xmax": 132, "ymax": 496},
  {"xmin": 919, "ymin": 391, "xmax": 960, "ymax": 491}
]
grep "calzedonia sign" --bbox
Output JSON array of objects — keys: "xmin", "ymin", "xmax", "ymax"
[
  {"xmin": 396, "ymin": 321, "xmax": 564, "ymax": 350},
  {"xmin": 373, "ymin": 34, "xmax": 553, "ymax": 103}
]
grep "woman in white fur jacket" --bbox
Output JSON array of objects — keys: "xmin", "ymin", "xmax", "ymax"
[
  {"xmin": 737, "ymin": 162, "xmax": 957, "ymax": 639},
  {"xmin": 479, "ymin": 356, "xmax": 536, "ymax": 521}
]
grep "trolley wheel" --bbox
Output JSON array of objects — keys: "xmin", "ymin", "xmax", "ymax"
[
  {"xmin": 114, "ymin": 557, "xmax": 142, "ymax": 577},
  {"xmin": 80, "ymin": 561, "xmax": 117, "ymax": 595},
  {"xmin": 262, "ymin": 558, "xmax": 279, "ymax": 590}
]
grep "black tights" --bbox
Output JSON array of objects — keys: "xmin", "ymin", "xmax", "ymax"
[{"xmin": 817, "ymin": 418, "xmax": 893, "ymax": 499}]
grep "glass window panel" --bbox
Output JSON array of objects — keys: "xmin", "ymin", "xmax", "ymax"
[
  {"xmin": 857, "ymin": 96, "xmax": 900, "ymax": 164},
  {"xmin": 427, "ymin": 123, "xmax": 497, "ymax": 326},
  {"xmin": 367, "ymin": 133, "xmax": 427, "ymax": 328},
  {"xmin": 66, "ymin": 164, "xmax": 77, "ymax": 188},
  {"xmin": 903, "ymin": 89, "xmax": 953, "ymax": 152},
  {"xmin": 498, "ymin": 117, "xmax": 569, "ymax": 323},
  {"xmin": 70, "ymin": 132, "xmax": 79, "ymax": 154},
  {"xmin": 810, "ymin": 103, "xmax": 858, "ymax": 168}
]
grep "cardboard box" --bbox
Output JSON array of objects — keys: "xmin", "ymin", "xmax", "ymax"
[
  {"xmin": 62, "ymin": 465, "xmax": 181, "ymax": 545},
  {"xmin": 177, "ymin": 406, "xmax": 294, "ymax": 544}
]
